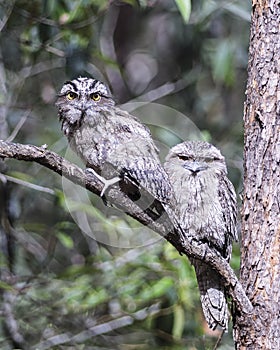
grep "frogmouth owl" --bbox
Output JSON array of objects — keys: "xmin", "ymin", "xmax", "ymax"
[
  {"xmin": 164, "ymin": 141, "xmax": 238, "ymax": 330},
  {"xmin": 56, "ymin": 77, "xmax": 172, "ymax": 209}
]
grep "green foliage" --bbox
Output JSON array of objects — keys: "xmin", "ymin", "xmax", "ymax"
[
  {"xmin": 205, "ymin": 39, "xmax": 236, "ymax": 86},
  {"xmin": 56, "ymin": 231, "xmax": 74, "ymax": 249},
  {"xmin": 4, "ymin": 242, "xmax": 208, "ymax": 348},
  {"xmin": 175, "ymin": 0, "xmax": 192, "ymax": 23}
]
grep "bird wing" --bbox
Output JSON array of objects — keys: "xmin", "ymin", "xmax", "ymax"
[
  {"xmin": 218, "ymin": 174, "xmax": 238, "ymax": 243},
  {"xmin": 106, "ymin": 138, "xmax": 172, "ymax": 203}
]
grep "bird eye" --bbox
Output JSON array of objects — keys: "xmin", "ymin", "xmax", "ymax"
[
  {"xmin": 178, "ymin": 155, "xmax": 192, "ymax": 161},
  {"xmin": 91, "ymin": 93, "xmax": 101, "ymax": 101},
  {"xmin": 66, "ymin": 92, "xmax": 77, "ymax": 100}
]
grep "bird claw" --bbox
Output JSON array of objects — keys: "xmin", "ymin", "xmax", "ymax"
[
  {"xmin": 85, "ymin": 168, "xmax": 121, "ymax": 197},
  {"xmin": 100, "ymin": 176, "xmax": 121, "ymax": 196}
]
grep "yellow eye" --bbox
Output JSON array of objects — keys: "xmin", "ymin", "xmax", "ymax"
[
  {"xmin": 66, "ymin": 92, "xmax": 77, "ymax": 100},
  {"xmin": 91, "ymin": 93, "xmax": 101, "ymax": 101}
]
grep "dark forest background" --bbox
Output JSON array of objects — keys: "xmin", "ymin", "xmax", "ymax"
[{"xmin": 0, "ymin": 1, "xmax": 250, "ymax": 349}]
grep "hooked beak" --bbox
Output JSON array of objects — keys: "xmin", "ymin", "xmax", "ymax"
[{"xmin": 183, "ymin": 161, "xmax": 208, "ymax": 174}]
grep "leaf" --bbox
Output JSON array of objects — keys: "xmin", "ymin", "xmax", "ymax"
[
  {"xmin": 224, "ymin": 3, "xmax": 251, "ymax": 22},
  {"xmin": 138, "ymin": 0, "xmax": 148, "ymax": 7},
  {"xmin": 213, "ymin": 40, "xmax": 235, "ymax": 86},
  {"xmin": 0, "ymin": 280, "xmax": 14, "ymax": 291},
  {"xmin": 138, "ymin": 276, "xmax": 173, "ymax": 301},
  {"xmin": 56, "ymin": 232, "xmax": 74, "ymax": 249},
  {"xmin": 85, "ymin": 289, "xmax": 108, "ymax": 307},
  {"xmin": 175, "ymin": 0, "xmax": 191, "ymax": 24},
  {"xmin": 9, "ymin": 171, "xmax": 35, "ymax": 183},
  {"xmin": 172, "ymin": 304, "xmax": 185, "ymax": 340}
]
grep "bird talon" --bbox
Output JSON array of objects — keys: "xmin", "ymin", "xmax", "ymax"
[
  {"xmin": 100, "ymin": 176, "xmax": 121, "ymax": 197},
  {"xmin": 85, "ymin": 168, "xmax": 121, "ymax": 196}
]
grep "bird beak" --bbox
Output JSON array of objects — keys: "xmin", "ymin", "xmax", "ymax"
[{"xmin": 183, "ymin": 162, "xmax": 208, "ymax": 174}]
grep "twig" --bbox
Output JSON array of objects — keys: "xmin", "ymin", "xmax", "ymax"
[
  {"xmin": 99, "ymin": 5, "xmax": 127, "ymax": 99},
  {"xmin": 124, "ymin": 68, "xmax": 202, "ymax": 109},
  {"xmin": 31, "ymin": 303, "xmax": 160, "ymax": 350},
  {"xmin": 0, "ymin": 140, "xmax": 253, "ymax": 316},
  {"xmin": 6, "ymin": 110, "xmax": 30, "ymax": 142},
  {"xmin": 0, "ymin": 0, "xmax": 16, "ymax": 32},
  {"xmin": 3, "ymin": 291, "xmax": 26, "ymax": 349},
  {"xmin": 2, "ymin": 174, "xmax": 56, "ymax": 195},
  {"xmin": 19, "ymin": 59, "xmax": 65, "ymax": 80},
  {"xmin": 213, "ymin": 329, "xmax": 224, "ymax": 350}
]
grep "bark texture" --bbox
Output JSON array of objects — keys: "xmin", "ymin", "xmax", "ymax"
[{"xmin": 234, "ymin": 1, "xmax": 280, "ymax": 348}]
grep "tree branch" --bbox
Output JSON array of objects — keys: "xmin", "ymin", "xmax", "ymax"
[
  {"xmin": 31, "ymin": 303, "xmax": 160, "ymax": 350},
  {"xmin": 0, "ymin": 140, "xmax": 253, "ymax": 316}
]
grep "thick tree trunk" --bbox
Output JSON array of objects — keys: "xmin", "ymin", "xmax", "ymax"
[{"xmin": 234, "ymin": 1, "xmax": 280, "ymax": 349}]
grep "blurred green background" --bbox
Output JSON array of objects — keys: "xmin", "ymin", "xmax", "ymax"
[{"xmin": 0, "ymin": 0, "xmax": 250, "ymax": 349}]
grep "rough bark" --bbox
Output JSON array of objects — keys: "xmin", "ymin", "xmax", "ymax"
[
  {"xmin": 234, "ymin": 1, "xmax": 280, "ymax": 348},
  {"xmin": 0, "ymin": 140, "xmax": 252, "ymax": 318}
]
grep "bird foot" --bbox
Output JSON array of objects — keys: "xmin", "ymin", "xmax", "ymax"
[
  {"xmin": 100, "ymin": 176, "xmax": 121, "ymax": 196},
  {"xmin": 85, "ymin": 168, "xmax": 121, "ymax": 197}
]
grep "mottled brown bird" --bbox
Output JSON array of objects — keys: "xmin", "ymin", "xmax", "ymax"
[
  {"xmin": 55, "ymin": 77, "xmax": 172, "ymax": 206},
  {"xmin": 164, "ymin": 141, "xmax": 238, "ymax": 330}
]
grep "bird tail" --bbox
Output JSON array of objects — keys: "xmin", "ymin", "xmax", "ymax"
[{"xmin": 190, "ymin": 258, "xmax": 228, "ymax": 331}]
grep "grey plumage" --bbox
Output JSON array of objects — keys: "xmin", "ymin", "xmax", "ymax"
[
  {"xmin": 164, "ymin": 141, "xmax": 238, "ymax": 330},
  {"xmin": 55, "ymin": 78, "xmax": 237, "ymax": 329},
  {"xmin": 55, "ymin": 77, "xmax": 172, "ymax": 204}
]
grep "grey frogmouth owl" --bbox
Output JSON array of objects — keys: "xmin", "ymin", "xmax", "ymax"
[
  {"xmin": 55, "ymin": 77, "xmax": 172, "ymax": 209},
  {"xmin": 164, "ymin": 141, "xmax": 238, "ymax": 331}
]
